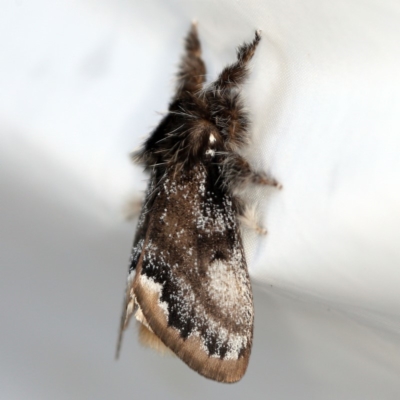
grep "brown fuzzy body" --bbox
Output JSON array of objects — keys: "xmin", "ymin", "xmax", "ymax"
[{"xmin": 117, "ymin": 23, "xmax": 280, "ymax": 383}]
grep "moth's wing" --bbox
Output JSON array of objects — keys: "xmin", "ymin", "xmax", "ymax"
[
  {"xmin": 133, "ymin": 165, "xmax": 254, "ymax": 383},
  {"xmin": 116, "ymin": 175, "xmax": 156, "ymax": 358}
]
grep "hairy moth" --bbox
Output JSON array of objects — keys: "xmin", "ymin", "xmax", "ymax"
[{"xmin": 117, "ymin": 23, "xmax": 280, "ymax": 383}]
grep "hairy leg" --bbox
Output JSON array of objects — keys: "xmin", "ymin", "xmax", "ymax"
[
  {"xmin": 223, "ymin": 152, "xmax": 282, "ymax": 191},
  {"xmin": 212, "ymin": 30, "xmax": 261, "ymax": 91},
  {"xmin": 206, "ymin": 31, "xmax": 261, "ymax": 149},
  {"xmin": 211, "ymin": 91, "xmax": 250, "ymax": 150},
  {"xmin": 123, "ymin": 197, "xmax": 144, "ymax": 220},
  {"xmin": 172, "ymin": 22, "xmax": 206, "ymax": 103},
  {"xmin": 238, "ymin": 204, "xmax": 267, "ymax": 235},
  {"xmin": 234, "ymin": 196, "xmax": 267, "ymax": 235}
]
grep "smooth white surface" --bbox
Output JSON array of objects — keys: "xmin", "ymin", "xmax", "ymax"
[{"xmin": 1, "ymin": 0, "xmax": 400, "ymax": 398}]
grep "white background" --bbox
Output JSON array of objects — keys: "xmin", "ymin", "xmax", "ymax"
[{"xmin": 1, "ymin": 1, "xmax": 400, "ymax": 399}]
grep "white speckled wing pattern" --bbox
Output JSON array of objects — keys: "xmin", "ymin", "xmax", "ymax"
[{"xmin": 131, "ymin": 164, "xmax": 253, "ymax": 382}]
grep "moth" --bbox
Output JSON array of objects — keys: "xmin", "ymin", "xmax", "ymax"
[{"xmin": 117, "ymin": 23, "xmax": 280, "ymax": 383}]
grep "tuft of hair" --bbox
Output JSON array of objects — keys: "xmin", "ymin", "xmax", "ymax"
[
  {"xmin": 238, "ymin": 204, "xmax": 267, "ymax": 235},
  {"xmin": 138, "ymin": 324, "xmax": 174, "ymax": 356}
]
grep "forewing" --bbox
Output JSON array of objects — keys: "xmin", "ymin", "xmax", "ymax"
[{"xmin": 133, "ymin": 164, "xmax": 254, "ymax": 383}]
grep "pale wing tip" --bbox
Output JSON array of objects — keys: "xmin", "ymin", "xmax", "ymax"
[{"xmin": 133, "ymin": 281, "xmax": 251, "ymax": 383}]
